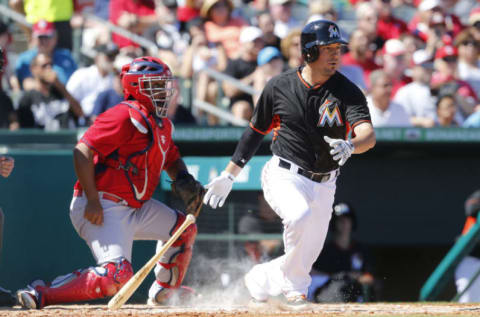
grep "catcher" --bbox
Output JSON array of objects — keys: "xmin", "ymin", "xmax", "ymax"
[{"xmin": 16, "ymin": 56, "xmax": 205, "ymax": 309}]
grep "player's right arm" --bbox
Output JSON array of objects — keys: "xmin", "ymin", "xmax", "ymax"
[
  {"xmin": 73, "ymin": 143, "xmax": 103, "ymax": 226},
  {"xmin": 204, "ymin": 79, "xmax": 275, "ymax": 209}
]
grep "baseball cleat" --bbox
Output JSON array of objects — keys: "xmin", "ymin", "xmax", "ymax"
[
  {"xmin": 0, "ymin": 286, "xmax": 16, "ymax": 307},
  {"xmin": 16, "ymin": 280, "xmax": 46, "ymax": 309},
  {"xmin": 147, "ymin": 285, "xmax": 196, "ymax": 306},
  {"xmin": 244, "ymin": 270, "xmax": 268, "ymax": 303},
  {"xmin": 281, "ymin": 294, "xmax": 310, "ymax": 311}
]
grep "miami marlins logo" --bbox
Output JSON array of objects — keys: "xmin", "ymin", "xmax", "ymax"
[
  {"xmin": 317, "ymin": 99, "xmax": 343, "ymax": 127},
  {"xmin": 328, "ymin": 25, "xmax": 339, "ymax": 38}
]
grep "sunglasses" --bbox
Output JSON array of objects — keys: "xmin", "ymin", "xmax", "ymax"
[
  {"xmin": 442, "ymin": 56, "xmax": 457, "ymax": 63},
  {"xmin": 461, "ymin": 41, "xmax": 480, "ymax": 48},
  {"xmin": 474, "ymin": 21, "xmax": 480, "ymax": 29}
]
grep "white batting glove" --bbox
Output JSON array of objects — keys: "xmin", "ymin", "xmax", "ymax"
[
  {"xmin": 203, "ymin": 171, "xmax": 235, "ymax": 209},
  {"xmin": 324, "ymin": 136, "xmax": 355, "ymax": 166}
]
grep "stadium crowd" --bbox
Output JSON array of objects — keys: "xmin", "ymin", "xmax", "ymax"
[{"xmin": 1, "ymin": 0, "xmax": 480, "ymax": 129}]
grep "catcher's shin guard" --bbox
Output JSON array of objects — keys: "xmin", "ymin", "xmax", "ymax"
[
  {"xmin": 150, "ymin": 212, "xmax": 197, "ymax": 303},
  {"xmin": 19, "ymin": 258, "xmax": 133, "ymax": 308}
]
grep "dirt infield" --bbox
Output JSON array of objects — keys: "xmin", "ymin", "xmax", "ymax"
[{"xmin": 1, "ymin": 303, "xmax": 480, "ymax": 317}]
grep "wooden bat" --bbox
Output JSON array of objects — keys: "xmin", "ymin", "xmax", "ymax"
[{"xmin": 108, "ymin": 214, "xmax": 196, "ymax": 310}]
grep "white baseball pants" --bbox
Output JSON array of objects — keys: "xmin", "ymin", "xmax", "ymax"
[{"xmin": 247, "ymin": 155, "xmax": 337, "ymax": 298}]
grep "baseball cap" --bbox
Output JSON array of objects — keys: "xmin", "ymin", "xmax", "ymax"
[
  {"xmin": 270, "ymin": 0, "xmax": 292, "ymax": 5},
  {"xmin": 435, "ymin": 45, "xmax": 458, "ymax": 60},
  {"xmin": 468, "ymin": 7, "xmax": 480, "ymax": 26},
  {"xmin": 412, "ymin": 52, "xmax": 434, "ymax": 69},
  {"xmin": 257, "ymin": 46, "xmax": 282, "ymax": 66},
  {"xmin": 239, "ymin": 26, "xmax": 263, "ymax": 44},
  {"xmin": 32, "ymin": 20, "xmax": 55, "ymax": 37},
  {"xmin": 418, "ymin": 0, "xmax": 441, "ymax": 11},
  {"xmin": 200, "ymin": 0, "xmax": 233, "ymax": 18},
  {"xmin": 383, "ymin": 38, "xmax": 406, "ymax": 56}
]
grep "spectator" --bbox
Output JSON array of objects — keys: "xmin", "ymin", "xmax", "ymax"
[
  {"xmin": 253, "ymin": 46, "xmax": 285, "ymax": 105},
  {"xmin": 9, "ymin": 0, "xmax": 74, "ymax": 50},
  {"xmin": 371, "ymin": 0, "xmax": 408, "ymax": 41},
  {"xmin": 90, "ymin": 55, "xmax": 133, "ymax": 122},
  {"xmin": 0, "ymin": 47, "xmax": 17, "ymax": 131},
  {"xmin": 237, "ymin": 192, "xmax": 283, "ymax": 264},
  {"xmin": 455, "ymin": 189, "xmax": 480, "ymax": 302},
  {"xmin": 409, "ymin": 0, "xmax": 463, "ymax": 42},
  {"xmin": 463, "ymin": 106, "xmax": 480, "ymax": 128},
  {"xmin": 380, "ymin": 39, "xmax": 412, "ymax": 97},
  {"xmin": 280, "ymin": 28, "xmax": 303, "ymax": 70},
  {"xmin": 455, "ymin": 30, "xmax": 480, "ymax": 93},
  {"xmin": 394, "ymin": 56, "xmax": 436, "ymax": 127},
  {"xmin": 307, "ymin": 0, "xmax": 337, "ymax": 23},
  {"xmin": 435, "ymin": 94, "xmax": 459, "ymax": 126},
  {"xmin": 166, "ymin": 77, "xmax": 197, "ymax": 125},
  {"xmin": 222, "ymin": 26, "xmax": 264, "ymax": 123},
  {"xmin": 66, "ymin": 44, "xmax": 119, "ymax": 119},
  {"xmin": 202, "ymin": 0, "xmax": 247, "ymax": 59},
  {"xmin": 257, "ymin": 12, "xmax": 281, "ymax": 50},
  {"xmin": 17, "ymin": 53, "xmax": 83, "ymax": 130},
  {"xmin": 13, "ymin": 20, "xmax": 77, "ymax": 92},
  {"xmin": 355, "ymin": 2, "xmax": 384, "ymax": 53},
  {"xmin": 342, "ymin": 29, "xmax": 381, "ymax": 88},
  {"xmin": 367, "ymin": 69, "xmax": 411, "ymax": 127},
  {"xmin": 143, "ymin": 0, "xmax": 189, "ymax": 57},
  {"xmin": 468, "ymin": 8, "xmax": 480, "ymax": 43},
  {"xmin": 431, "ymin": 45, "xmax": 478, "ymax": 118},
  {"xmin": 309, "ymin": 202, "xmax": 376, "ymax": 303},
  {"xmin": 109, "ymin": 0, "xmax": 157, "ymax": 52},
  {"xmin": 269, "ymin": 0, "xmax": 301, "ymax": 39},
  {"xmin": 0, "ymin": 156, "xmax": 15, "ymax": 307},
  {"xmin": 180, "ymin": 17, "xmax": 227, "ymax": 114},
  {"xmin": 0, "ymin": 22, "xmax": 12, "ymax": 89}
]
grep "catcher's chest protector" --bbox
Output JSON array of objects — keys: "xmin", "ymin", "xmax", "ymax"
[{"xmin": 98, "ymin": 101, "xmax": 174, "ymax": 203}]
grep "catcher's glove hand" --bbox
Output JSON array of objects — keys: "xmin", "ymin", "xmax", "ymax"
[{"xmin": 171, "ymin": 171, "xmax": 206, "ymax": 218}]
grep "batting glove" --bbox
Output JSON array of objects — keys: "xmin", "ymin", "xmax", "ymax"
[
  {"xmin": 203, "ymin": 171, "xmax": 235, "ymax": 209},
  {"xmin": 324, "ymin": 136, "xmax": 355, "ymax": 166}
]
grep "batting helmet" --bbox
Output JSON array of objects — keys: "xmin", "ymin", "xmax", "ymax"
[
  {"xmin": 121, "ymin": 56, "xmax": 175, "ymax": 117},
  {"xmin": 332, "ymin": 202, "xmax": 357, "ymax": 230},
  {"xmin": 301, "ymin": 20, "xmax": 347, "ymax": 63}
]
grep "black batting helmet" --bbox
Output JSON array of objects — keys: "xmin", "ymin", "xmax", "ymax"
[{"xmin": 301, "ymin": 20, "xmax": 347, "ymax": 63}]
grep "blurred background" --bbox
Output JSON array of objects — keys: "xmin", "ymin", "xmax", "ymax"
[{"xmin": 0, "ymin": 0, "xmax": 480, "ymax": 305}]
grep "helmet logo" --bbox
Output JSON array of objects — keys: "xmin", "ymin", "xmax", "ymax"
[{"xmin": 328, "ymin": 25, "xmax": 339, "ymax": 38}]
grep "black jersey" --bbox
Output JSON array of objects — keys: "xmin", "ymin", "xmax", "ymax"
[{"xmin": 250, "ymin": 67, "xmax": 371, "ymax": 173}]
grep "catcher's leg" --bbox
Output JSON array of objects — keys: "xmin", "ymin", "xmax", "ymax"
[
  {"xmin": 148, "ymin": 211, "xmax": 197, "ymax": 304},
  {"xmin": 17, "ymin": 258, "xmax": 133, "ymax": 309}
]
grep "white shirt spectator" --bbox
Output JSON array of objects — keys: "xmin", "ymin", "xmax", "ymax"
[
  {"xmin": 339, "ymin": 65, "xmax": 367, "ymax": 91},
  {"xmin": 66, "ymin": 65, "xmax": 115, "ymax": 116},
  {"xmin": 366, "ymin": 96, "xmax": 412, "ymax": 127},
  {"xmin": 393, "ymin": 81, "xmax": 436, "ymax": 120},
  {"xmin": 458, "ymin": 60, "xmax": 480, "ymax": 93}
]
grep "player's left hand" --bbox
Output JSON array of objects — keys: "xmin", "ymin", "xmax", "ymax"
[{"xmin": 324, "ymin": 136, "xmax": 354, "ymax": 166}]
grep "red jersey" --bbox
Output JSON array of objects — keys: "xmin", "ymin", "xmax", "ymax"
[
  {"xmin": 377, "ymin": 16, "xmax": 408, "ymax": 41},
  {"xmin": 75, "ymin": 101, "xmax": 180, "ymax": 208}
]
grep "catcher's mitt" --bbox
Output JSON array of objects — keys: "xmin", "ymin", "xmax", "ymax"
[{"xmin": 171, "ymin": 171, "xmax": 205, "ymax": 218}]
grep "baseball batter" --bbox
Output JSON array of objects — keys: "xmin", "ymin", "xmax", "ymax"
[
  {"xmin": 204, "ymin": 20, "xmax": 376, "ymax": 307},
  {"xmin": 16, "ymin": 57, "xmax": 204, "ymax": 309}
]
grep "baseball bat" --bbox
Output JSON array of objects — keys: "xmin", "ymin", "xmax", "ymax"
[{"xmin": 108, "ymin": 214, "xmax": 196, "ymax": 310}]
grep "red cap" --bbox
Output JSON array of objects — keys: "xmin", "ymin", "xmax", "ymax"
[
  {"xmin": 435, "ymin": 45, "xmax": 458, "ymax": 60},
  {"xmin": 32, "ymin": 20, "xmax": 55, "ymax": 37},
  {"xmin": 177, "ymin": 6, "xmax": 199, "ymax": 22},
  {"xmin": 469, "ymin": 7, "xmax": 480, "ymax": 25}
]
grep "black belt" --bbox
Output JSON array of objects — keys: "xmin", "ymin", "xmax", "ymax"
[{"xmin": 278, "ymin": 159, "xmax": 338, "ymax": 183}]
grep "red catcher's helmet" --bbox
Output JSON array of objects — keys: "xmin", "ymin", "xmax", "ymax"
[{"xmin": 121, "ymin": 56, "xmax": 174, "ymax": 117}]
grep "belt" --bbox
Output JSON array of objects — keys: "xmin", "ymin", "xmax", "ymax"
[
  {"xmin": 73, "ymin": 189, "xmax": 127, "ymax": 205},
  {"xmin": 278, "ymin": 158, "xmax": 339, "ymax": 183}
]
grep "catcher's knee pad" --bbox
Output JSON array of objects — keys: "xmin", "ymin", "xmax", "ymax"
[
  {"xmin": 37, "ymin": 258, "xmax": 133, "ymax": 307},
  {"xmin": 152, "ymin": 213, "xmax": 197, "ymax": 302}
]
